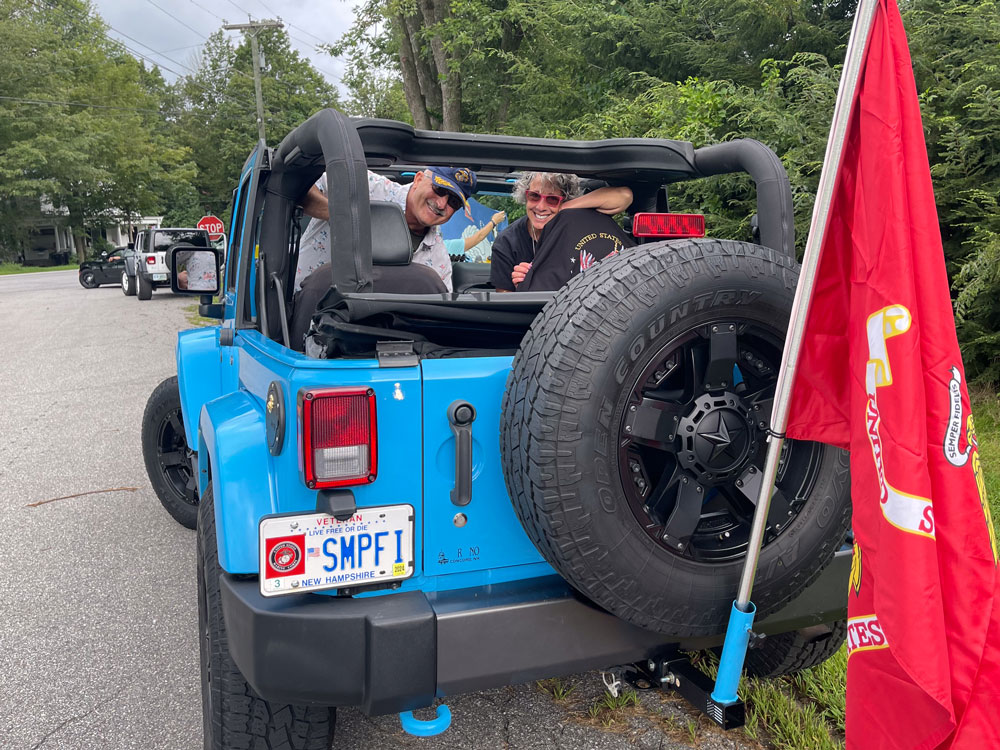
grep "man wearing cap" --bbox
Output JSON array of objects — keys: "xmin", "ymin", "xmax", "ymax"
[
  {"xmin": 295, "ymin": 167, "xmax": 476, "ymax": 293},
  {"xmin": 288, "ymin": 167, "xmax": 476, "ymax": 350}
]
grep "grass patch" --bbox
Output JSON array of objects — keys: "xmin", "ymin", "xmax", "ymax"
[
  {"xmin": 537, "ymin": 677, "xmax": 576, "ymax": 702},
  {"xmin": 0, "ymin": 262, "xmax": 77, "ymax": 274},
  {"xmin": 585, "ymin": 688, "xmax": 639, "ymax": 727},
  {"xmin": 183, "ymin": 301, "xmax": 219, "ymax": 328}
]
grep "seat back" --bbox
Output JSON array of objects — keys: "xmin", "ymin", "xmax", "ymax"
[{"xmin": 371, "ymin": 201, "xmax": 412, "ymax": 266}]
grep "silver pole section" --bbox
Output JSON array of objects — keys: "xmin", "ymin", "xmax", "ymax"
[
  {"xmin": 735, "ymin": 0, "xmax": 881, "ymax": 609},
  {"xmin": 223, "ymin": 20, "xmax": 284, "ymax": 147}
]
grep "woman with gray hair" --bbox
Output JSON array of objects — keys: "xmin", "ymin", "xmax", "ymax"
[{"xmin": 490, "ymin": 171, "xmax": 632, "ymax": 291}]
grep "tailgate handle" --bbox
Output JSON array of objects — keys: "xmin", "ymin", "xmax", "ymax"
[{"xmin": 447, "ymin": 401, "xmax": 476, "ymax": 507}]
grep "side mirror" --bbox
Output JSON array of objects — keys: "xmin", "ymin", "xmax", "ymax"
[
  {"xmin": 127, "ymin": 242, "xmax": 135, "ymax": 250},
  {"xmin": 170, "ymin": 246, "xmax": 221, "ymax": 295},
  {"xmin": 100, "ymin": 250, "xmax": 108, "ymax": 259}
]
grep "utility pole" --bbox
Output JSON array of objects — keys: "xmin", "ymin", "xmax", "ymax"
[{"xmin": 223, "ymin": 19, "xmax": 283, "ymax": 145}]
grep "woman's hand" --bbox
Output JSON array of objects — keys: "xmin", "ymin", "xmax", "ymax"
[
  {"xmin": 491, "ymin": 210, "xmax": 506, "ymax": 227},
  {"xmin": 512, "ymin": 261, "xmax": 532, "ymax": 287}
]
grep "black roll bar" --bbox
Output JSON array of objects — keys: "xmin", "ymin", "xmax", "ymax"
[{"xmin": 693, "ymin": 140, "xmax": 795, "ymax": 256}]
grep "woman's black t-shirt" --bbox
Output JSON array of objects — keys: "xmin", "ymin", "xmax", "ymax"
[
  {"xmin": 519, "ymin": 209, "xmax": 633, "ymax": 291},
  {"xmin": 489, "ymin": 216, "xmax": 534, "ymax": 291}
]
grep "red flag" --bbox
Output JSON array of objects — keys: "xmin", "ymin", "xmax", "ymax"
[{"xmin": 784, "ymin": 1, "xmax": 1000, "ymax": 747}]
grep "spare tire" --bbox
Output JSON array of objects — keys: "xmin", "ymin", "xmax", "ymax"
[{"xmin": 501, "ymin": 238, "xmax": 850, "ymax": 637}]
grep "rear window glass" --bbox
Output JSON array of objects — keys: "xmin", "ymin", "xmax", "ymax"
[{"xmin": 152, "ymin": 230, "xmax": 210, "ymax": 252}]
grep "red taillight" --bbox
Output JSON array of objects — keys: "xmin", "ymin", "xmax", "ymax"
[
  {"xmin": 301, "ymin": 387, "xmax": 377, "ymax": 489},
  {"xmin": 145, "ymin": 255, "xmax": 156, "ymax": 265},
  {"xmin": 632, "ymin": 213, "xmax": 706, "ymax": 238}
]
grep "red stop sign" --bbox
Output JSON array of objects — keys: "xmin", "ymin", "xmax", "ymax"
[{"xmin": 197, "ymin": 215, "xmax": 225, "ymax": 241}]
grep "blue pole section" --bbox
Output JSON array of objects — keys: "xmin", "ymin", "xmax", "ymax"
[{"xmin": 711, "ymin": 601, "xmax": 757, "ymax": 705}]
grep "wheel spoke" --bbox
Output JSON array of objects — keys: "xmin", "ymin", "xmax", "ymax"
[
  {"xmin": 704, "ymin": 323, "xmax": 739, "ymax": 390},
  {"xmin": 744, "ymin": 385, "xmax": 775, "ymax": 430},
  {"xmin": 660, "ymin": 475, "xmax": 707, "ymax": 553},
  {"xmin": 160, "ymin": 450, "xmax": 186, "ymax": 468},
  {"xmin": 734, "ymin": 464, "xmax": 793, "ymax": 523},
  {"xmin": 166, "ymin": 412, "xmax": 184, "ymax": 437},
  {"xmin": 624, "ymin": 397, "xmax": 684, "ymax": 450}
]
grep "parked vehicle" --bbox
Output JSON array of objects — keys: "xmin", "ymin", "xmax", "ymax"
[
  {"xmin": 142, "ymin": 109, "xmax": 852, "ymax": 748},
  {"xmin": 122, "ymin": 227, "xmax": 211, "ymax": 299},
  {"xmin": 78, "ymin": 246, "xmax": 133, "ymax": 288},
  {"xmin": 21, "ymin": 225, "xmax": 73, "ymax": 266}
]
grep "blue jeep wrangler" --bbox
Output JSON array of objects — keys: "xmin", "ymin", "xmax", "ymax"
[{"xmin": 142, "ymin": 108, "xmax": 851, "ymax": 749}]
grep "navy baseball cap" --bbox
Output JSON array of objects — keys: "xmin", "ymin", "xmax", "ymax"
[{"xmin": 427, "ymin": 167, "xmax": 477, "ymax": 215}]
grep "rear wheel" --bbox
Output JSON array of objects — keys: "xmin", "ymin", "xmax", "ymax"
[
  {"xmin": 142, "ymin": 376, "xmax": 198, "ymax": 528},
  {"xmin": 743, "ymin": 620, "xmax": 847, "ymax": 677},
  {"xmin": 79, "ymin": 270, "xmax": 98, "ymax": 288},
  {"xmin": 122, "ymin": 270, "xmax": 136, "ymax": 296},
  {"xmin": 137, "ymin": 272, "xmax": 152, "ymax": 300},
  {"xmin": 198, "ymin": 485, "xmax": 337, "ymax": 749}
]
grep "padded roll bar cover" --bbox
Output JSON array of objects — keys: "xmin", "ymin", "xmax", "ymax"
[
  {"xmin": 693, "ymin": 140, "xmax": 795, "ymax": 257},
  {"xmin": 273, "ymin": 109, "xmax": 374, "ymax": 293},
  {"xmin": 370, "ymin": 201, "xmax": 413, "ymax": 266}
]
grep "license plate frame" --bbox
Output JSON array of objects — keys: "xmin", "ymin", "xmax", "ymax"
[{"xmin": 258, "ymin": 504, "xmax": 414, "ymax": 597}]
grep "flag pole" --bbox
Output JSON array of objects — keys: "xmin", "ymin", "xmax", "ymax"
[{"xmin": 711, "ymin": 0, "xmax": 882, "ymax": 705}]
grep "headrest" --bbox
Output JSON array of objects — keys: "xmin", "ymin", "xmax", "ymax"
[{"xmin": 370, "ymin": 201, "xmax": 412, "ymax": 266}]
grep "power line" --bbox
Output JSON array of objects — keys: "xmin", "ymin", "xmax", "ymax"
[
  {"xmin": 27, "ymin": 0, "xmax": 257, "ymax": 116},
  {"xmin": 143, "ymin": 0, "xmax": 207, "ymax": 39},
  {"xmin": 0, "ymin": 95, "xmax": 182, "ymax": 115}
]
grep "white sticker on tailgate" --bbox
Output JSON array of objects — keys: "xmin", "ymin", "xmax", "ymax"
[{"xmin": 258, "ymin": 504, "xmax": 414, "ymax": 597}]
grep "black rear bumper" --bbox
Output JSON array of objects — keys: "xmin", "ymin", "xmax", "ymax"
[{"xmin": 220, "ymin": 549, "xmax": 851, "ymax": 715}]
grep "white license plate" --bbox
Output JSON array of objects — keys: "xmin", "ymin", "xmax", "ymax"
[
  {"xmin": 258, "ymin": 504, "xmax": 414, "ymax": 597},
  {"xmin": 152, "ymin": 273, "xmax": 167, "ymax": 281}
]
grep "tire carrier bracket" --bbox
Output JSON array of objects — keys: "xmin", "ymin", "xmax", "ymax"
[{"xmin": 620, "ymin": 653, "xmax": 745, "ymax": 730}]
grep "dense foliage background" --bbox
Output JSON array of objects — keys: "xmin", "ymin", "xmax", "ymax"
[{"xmin": 1, "ymin": 0, "xmax": 997, "ymax": 380}]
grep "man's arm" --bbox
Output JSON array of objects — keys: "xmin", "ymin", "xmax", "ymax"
[
  {"xmin": 302, "ymin": 184, "xmax": 329, "ymax": 221},
  {"xmin": 562, "ymin": 186, "xmax": 633, "ymax": 215}
]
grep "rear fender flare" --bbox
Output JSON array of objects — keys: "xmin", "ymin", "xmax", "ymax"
[
  {"xmin": 177, "ymin": 327, "xmax": 224, "ymax": 449},
  {"xmin": 199, "ymin": 391, "xmax": 275, "ymax": 574}
]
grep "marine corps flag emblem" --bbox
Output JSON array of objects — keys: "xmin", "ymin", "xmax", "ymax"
[{"xmin": 783, "ymin": 0, "xmax": 1000, "ymax": 746}]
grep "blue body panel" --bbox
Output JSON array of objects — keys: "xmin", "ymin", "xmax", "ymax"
[
  {"xmin": 421, "ymin": 357, "xmax": 549, "ymax": 577},
  {"xmin": 196, "ymin": 327, "xmax": 553, "ymax": 592},
  {"xmin": 177, "ymin": 327, "xmax": 225, "ymax": 448}
]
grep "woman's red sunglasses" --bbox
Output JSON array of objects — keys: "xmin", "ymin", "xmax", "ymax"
[{"xmin": 525, "ymin": 190, "xmax": 565, "ymax": 208}]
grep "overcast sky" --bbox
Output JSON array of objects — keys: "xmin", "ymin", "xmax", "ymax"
[{"xmin": 89, "ymin": 0, "xmax": 358, "ymax": 94}]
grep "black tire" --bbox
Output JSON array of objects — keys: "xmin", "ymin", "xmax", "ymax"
[
  {"xmin": 501, "ymin": 238, "xmax": 851, "ymax": 637},
  {"xmin": 743, "ymin": 620, "xmax": 847, "ymax": 678},
  {"xmin": 122, "ymin": 270, "xmax": 137, "ymax": 296},
  {"xmin": 137, "ymin": 271, "xmax": 153, "ymax": 300},
  {"xmin": 198, "ymin": 485, "xmax": 337, "ymax": 749},
  {"xmin": 142, "ymin": 376, "xmax": 199, "ymax": 529},
  {"xmin": 79, "ymin": 270, "xmax": 99, "ymax": 289}
]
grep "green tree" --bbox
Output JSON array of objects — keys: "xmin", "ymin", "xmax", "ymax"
[
  {"xmin": 176, "ymin": 27, "xmax": 340, "ymax": 224},
  {"xmin": 0, "ymin": 0, "xmax": 196, "ymax": 259}
]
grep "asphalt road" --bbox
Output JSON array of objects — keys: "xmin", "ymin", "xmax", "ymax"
[{"xmin": 0, "ymin": 270, "xmax": 758, "ymax": 750}]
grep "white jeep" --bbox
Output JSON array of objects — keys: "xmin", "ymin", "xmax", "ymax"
[{"xmin": 122, "ymin": 227, "xmax": 212, "ymax": 300}]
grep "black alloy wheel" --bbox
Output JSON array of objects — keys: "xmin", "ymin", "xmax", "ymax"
[
  {"xmin": 142, "ymin": 376, "xmax": 199, "ymax": 528},
  {"xmin": 79, "ymin": 270, "xmax": 99, "ymax": 288},
  {"xmin": 617, "ymin": 322, "xmax": 823, "ymax": 562}
]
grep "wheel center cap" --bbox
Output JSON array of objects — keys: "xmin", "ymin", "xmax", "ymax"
[{"xmin": 677, "ymin": 393, "xmax": 756, "ymax": 483}]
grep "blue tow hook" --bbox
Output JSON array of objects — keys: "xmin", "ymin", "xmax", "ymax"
[{"xmin": 399, "ymin": 704, "xmax": 452, "ymax": 737}]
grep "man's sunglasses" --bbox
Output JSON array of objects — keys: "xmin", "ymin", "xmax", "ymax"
[
  {"xmin": 431, "ymin": 185, "xmax": 465, "ymax": 211},
  {"xmin": 525, "ymin": 190, "xmax": 565, "ymax": 208}
]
